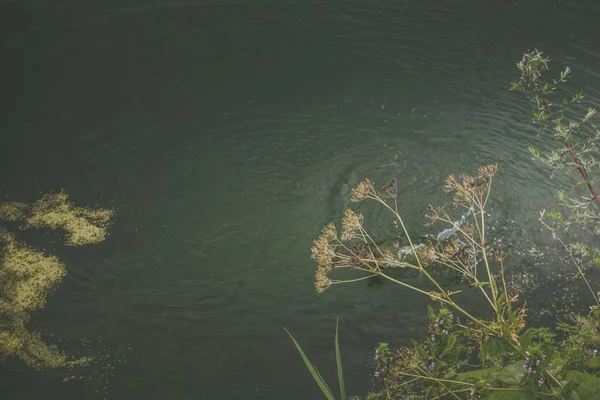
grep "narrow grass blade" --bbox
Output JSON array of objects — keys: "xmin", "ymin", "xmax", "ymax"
[
  {"xmin": 335, "ymin": 316, "xmax": 346, "ymax": 400},
  {"xmin": 285, "ymin": 328, "xmax": 336, "ymax": 400}
]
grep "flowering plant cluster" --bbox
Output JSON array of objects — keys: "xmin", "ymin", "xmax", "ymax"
[{"xmin": 287, "ymin": 51, "xmax": 600, "ymax": 399}]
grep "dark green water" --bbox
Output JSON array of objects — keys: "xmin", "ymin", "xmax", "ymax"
[{"xmin": 2, "ymin": 0, "xmax": 600, "ymax": 398}]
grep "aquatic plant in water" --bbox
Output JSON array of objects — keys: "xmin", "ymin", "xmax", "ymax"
[
  {"xmin": 0, "ymin": 191, "xmax": 113, "ymax": 368},
  {"xmin": 288, "ymin": 51, "xmax": 600, "ymax": 399}
]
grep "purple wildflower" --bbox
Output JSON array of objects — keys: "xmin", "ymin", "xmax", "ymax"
[
  {"xmin": 527, "ymin": 367, "xmax": 532, "ymax": 374},
  {"xmin": 374, "ymin": 354, "xmax": 379, "ymax": 360},
  {"xmin": 538, "ymin": 378, "xmax": 544, "ymax": 387},
  {"xmin": 428, "ymin": 363, "xmax": 435, "ymax": 372},
  {"xmin": 525, "ymin": 357, "xmax": 530, "ymax": 364},
  {"xmin": 431, "ymin": 334, "xmax": 436, "ymax": 342},
  {"xmin": 374, "ymin": 372, "xmax": 380, "ymax": 379},
  {"xmin": 536, "ymin": 359, "xmax": 540, "ymax": 366}
]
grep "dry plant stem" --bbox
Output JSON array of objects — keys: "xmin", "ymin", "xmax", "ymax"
[
  {"xmin": 413, "ymin": 367, "xmax": 466, "ymax": 400},
  {"xmin": 488, "ymin": 387, "xmax": 557, "ymax": 397},
  {"xmin": 378, "ymin": 272, "xmax": 495, "ymax": 333},
  {"xmin": 432, "ymin": 388, "xmax": 474, "ymax": 400},
  {"xmin": 537, "ymin": 90, "xmax": 600, "ymax": 205},
  {"xmin": 500, "ymin": 259, "xmax": 509, "ymax": 301},
  {"xmin": 436, "ymin": 204, "xmax": 497, "ymax": 311},
  {"xmin": 405, "ymin": 369, "xmax": 474, "ymax": 387},
  {"xmin": 369, "ymin": 195, "xmax": 424, "ymax": 269},
  {"xmin": 432, "ymin": 378, "xmax": 461, "ymax": 400},
  {"xmin": 547, "ymin": 371, "xmax": 564, "ymax": 389},
  {"xmin": 539, "ymin": 213, "xmax": 600, "ymax": 306},
  {"xmin": 330, "ymin": 275, "xmax": 375, "ymax": 286},
  {"xmin": 470, "ymin": 181, "xmax": 498, "ymax": 306},
  {"xmin": 368, "ymin": 191, "xmax": 502, "ymax": 331}
]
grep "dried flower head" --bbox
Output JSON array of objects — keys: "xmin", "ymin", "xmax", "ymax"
[
  {"xmin": 380, "ymin": 178, "xmax": 397, "ymax": 198},
  {"xmin": 424, "ymin": 205, "xmax": 444, "ymax": 225},
  {"xmin": 418, "ymin": 243, "xmax": 437, "ymax": 265},
  {"xmin": 351, "ymin": 179, "xmax": 375, "ymax": 202},
  {"xmin": 444, "ymin": 164, "xmax": 498, "ymax": 207},
  {"xmin": 311, "ymin": 223, "xmax": 338, "ymax": 268},
  {"xmin": 341, "ymin": 209, "xmax": 363, "ymax": 241},
  {"xmin": 315, "ymin": 265, "xmax": 332, "ymax": 293},
  {"xmin": 492, "ymin": 242, "xmax": 510, "ymax": 262},
  {"xmin": 392, "ymin": 347, "xmax": 419, "ymax": 373},
  {"xmin": 479, "ymin": 163, "xmax": 498, "ymax": 180},
  {"xmin": 442, "ymin": 240, "xmax": 462, "ymax": 259}
]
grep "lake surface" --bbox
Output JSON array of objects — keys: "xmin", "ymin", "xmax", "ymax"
[{"xmin": 2, "ymin": 0, "xmax": 600, "ymax": 398}]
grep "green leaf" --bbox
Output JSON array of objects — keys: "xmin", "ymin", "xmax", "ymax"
[
  {"xmin": 584, "ymin": 357, "xmax": 600, "ymax": 369},
  {"xmin": 529, "ymin": 146, "xmax": 541, "ymax": 159},
  {"xmin": 566, "ymin": 371, "xmax": 600, "ymax": 398},
  {"xmin": 335, "ymin": 317, "xmax": 346, "ymax": 400},
  {"xmin": 481, "ymin": 338, "xmax": 506, "ymax": 359},
  {"xmin": 494, "ymin": 360, "xmax": 524, "ymax": 386},
  {"xmin": 285, "ymin": 328, "xmax": 336, "ymax": 400},
  {"xmin": 411, "ymin": 339, "xmax": 427, "ymax": 360},
  {"xmin": 546, "ymin": 210, "xmax": 563, "ymax": 221},
  {"xmin": 455, "ymin": 366, "xmax": 500, "ymax": 382},
  {"xmin": 427, "ymin": 305, "xmax": 436, "ymax": 324},
  {"xmin": 441, "ymin": 334, "xmax": 458, "ymax": 357},
  {"xmin": 488, "ymin": 389, "xmax": 536, "ymax": 400}
]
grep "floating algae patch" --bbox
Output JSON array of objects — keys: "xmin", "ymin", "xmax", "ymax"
[
  {"xmin": 0, "ymin": 192, "xmax": 113, "ymax": 369},
  {"xmin": 0, "ymin": 202, "xmax": 29, "ymax": 222},
  {"xmin": 0, "ymin": 190, "xmax": 114, "ymax": 246}
]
